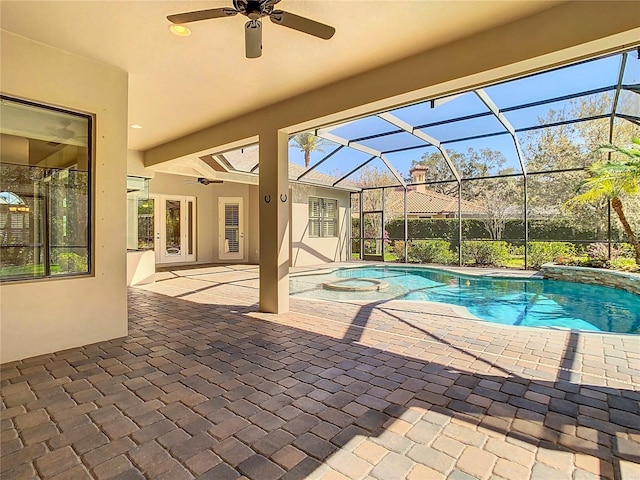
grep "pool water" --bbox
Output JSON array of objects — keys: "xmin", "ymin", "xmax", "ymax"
[{"xmin": 289, "ymin": 266, "xmax": 640, "ymax": 334}]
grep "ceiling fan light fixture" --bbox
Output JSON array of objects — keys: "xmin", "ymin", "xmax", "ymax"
[
  {"xmin": 245, "ymin": 20, "xmax": 262, "ymax": 59},
  {"xmin": 169, "ymin": 24, "xmax": 191, "ymax": 37},
  {"xmin": 167, "ymin": 0, "xmax": 334, "ymax": 57}
]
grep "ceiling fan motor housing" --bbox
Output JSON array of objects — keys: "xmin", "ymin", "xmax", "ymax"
[{"xmin": 234, "ymin": 0, "xmax": 277, "ymax": 19}]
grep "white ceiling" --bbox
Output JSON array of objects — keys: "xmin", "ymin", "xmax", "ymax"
[{"xmin": 1, "ymin": 1, "xmax": 562, "ymax": 151}]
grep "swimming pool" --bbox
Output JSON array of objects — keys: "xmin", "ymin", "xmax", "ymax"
[{"xmin": 289, "ymin": 266, "xmax": 640, "ymax": 334}]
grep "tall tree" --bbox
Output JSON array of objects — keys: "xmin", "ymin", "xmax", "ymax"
[
  {"xmin": 475, "ymin": 176, "xmax": 522, "ymax": 240},
  {"xmin": 566, "ymin": 139, "xmax": 640, "ymax": 263},
  {"xmin": 411, "ymin": 147, "xmax": 508, "ymax": 196},
  {"xmin": 522, "ymin": 93, "xmax": 640, "ymax": 239},
  {"xmin": 289, "ymin": 133, "xmax": 327, "ymax": 168}
]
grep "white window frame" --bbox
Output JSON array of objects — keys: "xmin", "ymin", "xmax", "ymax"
[{"xmin": 308, "ymin": 196, "xmax": 338, "ymax": 238}]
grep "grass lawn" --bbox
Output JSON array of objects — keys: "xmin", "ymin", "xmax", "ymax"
[
  {"xmin": 0, "ymin": 264, "xmax": 61, "ymax": 277},
  {"xmin": 505, "ymin": 256, "xmax": 525, "ymax": 269}
]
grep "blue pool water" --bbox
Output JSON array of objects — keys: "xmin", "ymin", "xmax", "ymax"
[{"xmin": 290, "ymin": 266, "xmax": 640, "ymax": 334}]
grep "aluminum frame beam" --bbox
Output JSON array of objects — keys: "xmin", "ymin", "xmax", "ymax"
[
  {"xmin": 377, "ymin": 111, "xmax": 461, "ymax": 183},
  {"xmin": 343, "ymin": 85, "xmax": 619, "ymax": 145},
  {"xmin": 618, "ymin": 114, "xmax": 640, "ymax": 127},
  {"xmin": 314, "ymin": 130, "xmax": 406, "ymax": 188},
  {"xmin": 475, "ymin": 89, "xmax": 527, "ymax": 176},
  {"xmin": 296, "ymin": 145, "xmax": 344, "ymax": 181},
  {"xmin": 609, "ymin": 53, "xmax": 627, "ymax": 143},
  {"xmin": 332, "ymin": 155, "xmax": 377, "ymax": 186}
]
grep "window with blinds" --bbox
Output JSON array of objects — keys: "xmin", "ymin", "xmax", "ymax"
[
  {"xmin": 308, "ymin": 197, "xmax": 338, "ymax": 238},
  {"xmin": 225, "ymin": 203, "xmax": 240, "ymax": 253}
]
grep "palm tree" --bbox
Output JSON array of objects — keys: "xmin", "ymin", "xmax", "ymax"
[
  {"xmin": 566, "ymin": 138, "xmax": 640, "ymax": 263},
  {"xmin": 290, "ymin": 133, "xmax": 327, "ymax": 168}
]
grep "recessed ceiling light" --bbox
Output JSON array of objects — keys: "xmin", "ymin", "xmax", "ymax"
[
  {"xmin": 169, "ymin": 24, "xmax": 191, "ymax": 37},
  {"xmin": 130, "ymin": 124, "xmax": 143, "ymax": 129}
]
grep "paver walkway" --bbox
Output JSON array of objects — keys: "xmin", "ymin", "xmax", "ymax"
[{"xmin": 2, "ymin": 264, "xmax": 639, "ymax": 480}]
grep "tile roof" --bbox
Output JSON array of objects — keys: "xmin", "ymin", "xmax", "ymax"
[{"xmin": 384, "ymin": 188, "xmax": 483, "ymax": 216}]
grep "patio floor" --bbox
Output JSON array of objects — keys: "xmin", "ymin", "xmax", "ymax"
[{"xmin": 1, "ymin": 264, "xmax": 639, "ymax": 480}]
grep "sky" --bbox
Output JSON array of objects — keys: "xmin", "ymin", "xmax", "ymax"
[{"xmin": 287, "ymin": 50, "xmax": 640, "ymax": 185}]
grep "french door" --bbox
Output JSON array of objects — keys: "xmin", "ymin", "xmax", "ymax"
[
  {"xmin": 218, "ymin": 197, "xmax": 244, "ymax": 261},
  {"xmin": 154, "ymin": 195, "xmax": 196, "ymax": 264}
]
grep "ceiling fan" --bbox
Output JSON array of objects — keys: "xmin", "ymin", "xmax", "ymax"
[
  {"xmin": 46, "ymin": 120, "xmax": 88, "ymax": 146},
  {"xmin": 197, "ymin": 177, "xmax": 223, "ymax": 185},
  {"xmin": 167, "ymin": 0, "xmax": 335, "ymax": 58},
  {"xmin": 183, "ymin": 177, "xmax": 224, "ymax": 185}
]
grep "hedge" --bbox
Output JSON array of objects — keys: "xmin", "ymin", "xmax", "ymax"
[
  {"xmin": 407, "ymin": 240, "xmax": 456, "ymax": 265},
  {"xmin": 461, "ymin": 241, "xmax": 510, "ymax": 266},
  {"xmin": 353, "ymin": 217, "xmax": 623, "ymax": 242},
  {"xmin": 526, "ymin": 242, "xmax": 576, "ymax": 269}
]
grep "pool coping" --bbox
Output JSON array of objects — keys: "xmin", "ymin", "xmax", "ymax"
[
  {"xmin": 291, "ymin": 262, "xmax": 543, "ymax": 281},
  {"xmin": 541, "ymin": 262, "xmax": 640, "ymax": 296}
]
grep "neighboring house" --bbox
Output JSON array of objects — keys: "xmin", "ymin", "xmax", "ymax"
[
  {"xmin": 1, "ymin": 2, "xmax": 634, "ymax": 364},
  {"xmin": 126, "ymin": 145, "xmax": 355, "ymax": 284},
  {"xmin": 384, "ymin": 166, "xmax": 483, "ymax": 219}
]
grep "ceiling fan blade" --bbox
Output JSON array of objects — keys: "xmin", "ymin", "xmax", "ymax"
[
  {"xmin": 167, "ymin": 8, "xmax": 237, "ymax": 24},
  {"xmin": 245, "ymin": 20, "xmax": 262, "ymax": 59},
  {"xmin": 269, "ymin": 10, "xmax": 335, "ymax": 40}
]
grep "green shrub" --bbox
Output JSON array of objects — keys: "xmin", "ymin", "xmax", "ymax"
[
  {"xmin": 614, "ymin": 243, "xmax": 635, "ymax": 259},
  {"xmin": 608, "ymin": 258, "xmax": 639, "ymax": 272},
  {"xmin": 587, "ymin": 243, "xmax": 610, "ymax": 260},
  {"xmin": 389, "ymin": 240, "xmax": 407, "ymax": 262},
  {"xmin": 57, "ymin": 252, "xmax": 88, "ymax": 273},
  {"xmin": 407, "ymin": 240, "xmax": 455, "ymax": 265},
  {"xmin": 462, "ymin": 241, "xmax": 509, "ymax": 266},
  {"xmin": 585, "ymin": 243, "xmax": 635, "ymax": 262},
  {"xmin": 527, "ymin": 242, "xmax": 576, "ymax": 269}
]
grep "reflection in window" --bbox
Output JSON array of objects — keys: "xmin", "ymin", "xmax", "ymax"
[
  {"xmin": 309, "ymin": 197, "xmax": 338, "ymax": 238},
  {"xmin": 165, "ymin": 200, "xmax": 181, "ymax": 255},
  {"xmin": 0, "ymin": 96, "xmax": 92, "ymax": 280},
  {"xmin": 126, "ymin": 176, "xmax": 154, "ymax": 250}
]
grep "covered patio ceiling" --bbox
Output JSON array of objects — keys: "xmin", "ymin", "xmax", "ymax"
[
  {"xmin": 0, "ymin": 0, "xmax": 566, "ymax": 152},
  {"xmin": 214, "ymin": 49, "xmax": 640, "ymax": 190}
]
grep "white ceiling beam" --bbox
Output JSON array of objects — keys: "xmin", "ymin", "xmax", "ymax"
[
  {"xmin": 377, "ymin": 111, "xmax": 461, "ymax": 183},
  {"xmin": 475, "ymin": 89, "xmax": 527, "ymax": 175},
  {"xmin": 316, "ymin": 129, "xmax": 405, "ymax": 188}
]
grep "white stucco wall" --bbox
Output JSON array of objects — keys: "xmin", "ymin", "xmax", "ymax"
[
  {"xmin": 291, "ymin": 184, "xmax": 351, "ymax": 267},
  {"xmin": 0, "ymin": 31, "xmax": 129, "ymax": 363},
  {"xmin": 148, "ymin": 172, "xmax": 255, "ymax": 264},
  {"xmin": 141, "ymin": 171, "xmax": 350, "ymax": 268}
]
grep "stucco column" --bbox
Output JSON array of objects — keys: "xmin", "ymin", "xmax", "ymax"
[{"xmin": 259, "ymin": 129, "xmax": 290, "ymax": 313}]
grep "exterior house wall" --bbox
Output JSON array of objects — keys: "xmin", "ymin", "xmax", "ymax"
[
  {"xmin": 148, "ymin": 172, "xmax": 254, "ymax": 264},
  {"xmin": 144, "ymin": 173, "xmax": 350, "ymax": 268},
  {"xmin": 291, "ymin": 184, "xmax": 350, "ymax": 267},
  {"xmin": 248, "ymin": 185, "xmax": 260, "ymax": 264},
  {"xmin": 0, "ymin": 31, "xmax": 129, "ymax": 363}
]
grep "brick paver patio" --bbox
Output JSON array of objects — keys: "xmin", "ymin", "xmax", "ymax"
[{"xmin": 2, "ymin": 264, "xmax": 639, "ymax": 479}]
